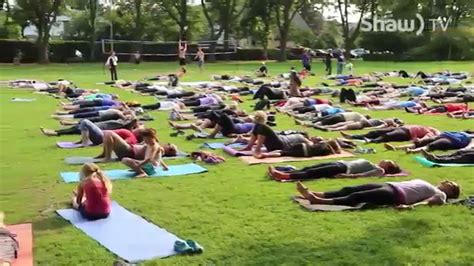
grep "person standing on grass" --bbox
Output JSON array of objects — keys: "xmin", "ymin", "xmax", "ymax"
[
  {"xmin": 178, "ymin": 40, "xmax": 187, "ymax": 68},
  {"xmin": 195, "ymin": 47, "xmax": 205, "ymax": 72},
  {"xmin": 336, "ymin": 53, "xmax": 345, "ymax": 75},
  {"xmin": 301, "ymin": 49, "xmax": 312, "ymax": 73},
  {"xmin": 324, "ymin": 51, "xmax": 332, "ymax": 76},
  {"xmin": 106, "ymin": 51, "xmax": 118, "ymax": 81}
]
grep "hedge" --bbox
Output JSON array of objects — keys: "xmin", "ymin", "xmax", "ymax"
[{"xmin": 0, "ymin": 40, "xmax": 283, "ymax": 63}]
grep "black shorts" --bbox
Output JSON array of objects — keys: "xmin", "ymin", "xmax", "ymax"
[
  {"xmin": 78, "ymin": 204, "xmax": 109, "ymax": 221},
  {"xmin": 179, "ymin": 58, "xmax": 186, "ymax": 66},
  {"xmin": 463, "ymin": 94, "xmax": 474, "ymax": 102}
]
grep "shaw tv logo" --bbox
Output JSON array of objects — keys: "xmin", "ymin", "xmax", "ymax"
[{"xmin": 361, "ymin": 14, "xmax": 452, "ymax": 35}]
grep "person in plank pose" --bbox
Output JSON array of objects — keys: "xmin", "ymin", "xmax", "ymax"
[
  {"xmin": 72, "ymin": 163, "xmax": 112, "ymax": 220},
  {"xmin": 294, "ymin": 179, "xmax": 460, "ymax": 209}
]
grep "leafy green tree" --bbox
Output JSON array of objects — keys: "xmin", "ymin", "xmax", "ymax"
[{"xmin": 12, "ymin": 0, "xmax": 64, "ymax": 63}]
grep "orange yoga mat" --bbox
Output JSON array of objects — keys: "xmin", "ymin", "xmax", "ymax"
[
  {"xmin": 239, "ymin": 150, "xmax": 355, "ymax": 165},
  {"xmin": 6, "ymin": 224, "xmax": 33, "ymax": 266}
]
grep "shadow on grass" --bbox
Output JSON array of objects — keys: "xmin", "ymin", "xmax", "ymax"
[
  {"xmin": 221, "ymin": 217, "xmax": 439, "ymax": 264},
  {"xmin": 34, "ymin": 214, "xmax": 69, "ymax": 232}
]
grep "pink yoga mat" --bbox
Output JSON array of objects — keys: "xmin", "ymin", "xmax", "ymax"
[{"xmin": 7, "ymin": 223, "xmax": 33, "ymax": 266}]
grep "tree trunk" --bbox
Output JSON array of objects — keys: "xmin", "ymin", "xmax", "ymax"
[
  {"xmin": 278, "ymin": 31, "xmax": 287, "ymax": 62},
  {"xmin": 344, "ymin": 37, "xmax": 353, "ymax": 59},
  {"xmin": 37, "ymin": 38, "xmax": 49, "ymax": 64},
  {"xmin": 223, "ymin": 29, "xmax": 230, "ymax": 61},
  {"xmin": 208, "ymin": 41, "xmax": 217, "ymax": 62}
]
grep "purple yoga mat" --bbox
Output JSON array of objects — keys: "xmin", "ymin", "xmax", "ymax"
[{"xmin": 56, "ymin": 141, "xmax": 92, "ymax": 149}]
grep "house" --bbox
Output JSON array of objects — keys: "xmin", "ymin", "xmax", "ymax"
[{"xmin": 23, "ymin": 15, "xmax": 71, "ymax": 40}]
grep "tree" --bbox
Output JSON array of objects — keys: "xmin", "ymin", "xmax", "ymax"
[
  {"xmin": 241, "ymin": 0, "xmax": 275, "ymax": 59},
  {"xmin": 334, "ymin": 0, "xmax": 372, "ymax": 57},
  {"xmin": 87, "ymin": 0, "xmax": 98, "ymax": 61},
  {"xmin": 13, "ymin": 0, "xmax": 63, "ymax": 63},
  {"xmin": 273, "ymin": 0, "xmax": 305, "ymax": 61},
  {"xmin": 159, "ymin": 0, "xmax": 188, "ymax": 39}
]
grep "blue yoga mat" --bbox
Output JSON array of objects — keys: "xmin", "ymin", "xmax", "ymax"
[
  {"xmin": 202, "ymin": 142, "xmax": 246, "ymax": 150},
  {"xmin": 57, "ymin": 201, "xmax": 183, "ymax": 262},
  {"xmin": 415, "ymin": 156, "xmax": 474, "ymax": 168},
  {"xmin": 60, "ymin": 163, "xmax": 207, "ymax": 183}
]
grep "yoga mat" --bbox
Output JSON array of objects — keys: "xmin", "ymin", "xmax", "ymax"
[
  {"xmin": 64, "ymin": 151, "xmax": 188, "ymax": 165},
  {"xmin": 240, "ymin": 150, "xmax": 355, "ymax": 165},
  {"xmin": 6, "ymin": 224, "xmax": 33, "ymax": 266},
  {"xmin": 60, "ymin": 163, "xmax": 207, "ymax": 183},
  {"xmin": 11, "ymin": 98, "xmax": 36, "ymax": 102},
  {"xmin": 57, "ymin": 201, "xmax": 183, "ymax": 262},
  {"xmin": 223, "ymin": 146, "xmax": 267, "ymax": 156},
  {"xmin": 292, "ymin": 196, "xmax": 367, "ymax": 212},
  {"xmin": 202, "ymin": 142, "xmax": 246, "ymax": 150},
  {"xmin": 193, "ymin": 132, "xmax": 224, "ymax": 139},
  {"xmin": 57, "ymin": 141, "xmax": 93, "ymax": 149},
  {"xmin": 415, "ymin": 156, "xmax": 474, "ymax": 167}
]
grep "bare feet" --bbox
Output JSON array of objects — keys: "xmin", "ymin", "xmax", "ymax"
[
  {"xmin": 168, "ymin": 121, "xmax": 176, "ymax": 128},
  {"xmin": 296, "ymin": 181, "xmax": 310, "ymax": 198},
  {"xmin": 190, "ymin": 124, "xmax": 202, "ymax": 132},
  {"xmin": 384, "ymin": 143, "xmax": 396, "ymax": 151},
  {"xmin": 268, "ymin": 166, "xmax": 290, "ymax": 181},
  {"xmin": 340, "ymin": 131, "xmax": 352, "ymax": 139},
  {"xmin": 40, "ymin": 127, "xmax": 58, "ymax": 136},
  {"xmin": 134, "ymin": 173, "xmax": 149, "ymax": 178},
  {"xmin": 421, "ymin": 149, "xmax": 437, "ymax": 160}
]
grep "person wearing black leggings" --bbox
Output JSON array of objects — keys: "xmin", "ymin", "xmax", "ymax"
[
  {"xmin": 341, "ymin": 127, "xmax": 411, "ymax": 143},
  {"xmin": 339, "ymin": 88, "xmax": 356, "ymax": 103},
  {"xmin": 253, "ymin": 85, "xmax": 286, "ymax": 100},
  {"xmin": 422, "ymin": 149, "xmax": 474, "ymax": 164},
  {"xmin": 294, "ymin": 179, "xmax": 460, "ymax": 208},
  {"xmin": 40, "ymin": 119, "xmax": 138, "ymax": 136}
]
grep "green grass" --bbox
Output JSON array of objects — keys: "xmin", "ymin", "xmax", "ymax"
[{"xmin": 1, "ymin": 61, "xmax": 473, "ymax": 265}]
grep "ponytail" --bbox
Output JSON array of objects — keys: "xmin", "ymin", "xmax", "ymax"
[{"xmin": 95, "ymin": 170, "xmax": 113, "ymax": 194}]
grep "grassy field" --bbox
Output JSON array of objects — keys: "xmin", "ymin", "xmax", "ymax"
[{"xmin": 0, "ymin": 61, "xmax": 473, "ymax": 265}]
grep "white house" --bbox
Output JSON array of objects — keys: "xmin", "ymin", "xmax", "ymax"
[{"xmin": 23, "ymin": 15, "xmax": 71, "ymax": 40}]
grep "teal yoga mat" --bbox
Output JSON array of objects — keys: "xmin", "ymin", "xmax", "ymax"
[
  {"xmin": 60, "ymin": 163, "xmax": 207, "ymax": 183},
  {"xmin": 415, "ymin": 156, "xmax": 474, "ymax": 167}
]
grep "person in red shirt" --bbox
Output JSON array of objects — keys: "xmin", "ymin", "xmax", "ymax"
[
  {"xmin": 406, "ymin": 103, "xmax": 468, "ymax": 114},
  {"xmin": 72, "ymin": 163, "xmax": 112, "ymax": 220}
]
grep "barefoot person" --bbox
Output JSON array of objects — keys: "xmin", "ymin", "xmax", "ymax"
[
  {"xmin": 295, "ymin": 179, "xmax": 460, "ymax": 209},
  {"xmin": 178, "ymin": 40, "xmax": 187, "ymax": 68},
  {"xmin": 268, "ymin": 159, "xmax": 402, "ymax": 181},
  {"xmin": 195, "ymin": 47, "xmax": 205, "ymax": 72},
  {"xmin": 72, "ymin": 163, "xmax": 112, "ymax": 220},
  {"xmin": 256, "ymin": 139, "xmax": 342, "ymax": 159},
  {"xmin": 121, "ymin": 128, "xmax": 172, "ymax": 178},
  {"xmin": 385, "ymin": 131, "xmax": 474, "ymax": 153}
]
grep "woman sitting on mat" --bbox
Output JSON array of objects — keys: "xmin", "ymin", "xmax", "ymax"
[
  {"xmin": 340, "ymin": 125, "xmax": 440, "ymax": 143},
  {"xmin": 72, "ymin": 163, "xmax": 112, "ymax": 220},
  {"xmin": 255, "ymin": 139, "xmax": 342, "ymax": 159},
  {"xmin": 385, "ymin": 131, "xmax": 474, "ymax": 153},
  {"xmin": 96, "ymin": 128, "xmax": 177, "ymax": 163},
  {"xmin": 121, "ymin": 128, "xmax": 170, "ymax": 178},
  {"xmin": 240, "ymin": 111, "xmax": 309, "ymax": 158},
  {"xmin": 421, "ymin": 149, "xmax": 474, "ymax": 164},
  {"xmin": 268, "ymin": 159, "xmax": 402, "ymax": 181},
  {"xmin": 314, "ymin": 118, "xmax": 402, "ymax": 132},
  {"xmin": 295, "ymin": 179, "xmax": 460, "ymax": 208},
  {"xmin": 288, "ymin": 71, "xmax": 303, "ymax": 97}
]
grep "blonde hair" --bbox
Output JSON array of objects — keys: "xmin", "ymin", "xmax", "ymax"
[
  {"xmin": 254, "ymin": 111, "xmax": 267, "ymax": 124},
  {"xmin": 80, "ymin": 163, "xmax": 113, "ymax": 194}
]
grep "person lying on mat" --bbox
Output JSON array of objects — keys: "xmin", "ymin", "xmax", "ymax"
[
  {"xmin": 74, "ymin": 119, "xmax": 143, "ymax": 146},
  {"xmin": 206, "ymin": 112, "xmax": 255, "ymax": 138},
  {"xmin": 294, "ymin": 179, "xmax": 460, "ymax": 209},
  {"xmin": 448, "ymin": 110, "xmax": 474, "ymax": 119},
  {"xmin": 60, "ymin": 98, "xmax": 121, "ymax": 111},
  {"xmin": 432, "ymin": 93, "xmax": 474, "ymax": 104},
  {"xmin": 41, "ymin": 118, "xmax": 140, "ymax": 137},
  {"xmin": 313, "ymin": 118, "xmax": 403, "ymax": 132},
  {"xmin": 253, "ymin": 85, "xmax": 287, "ymax": 100},
  {"xmin": 421, "ymin": 148, "xmax": 474, "ymax": 164},
  {"xmin": 312, "ymin": 112, "xmax": 371, "ymax": 127},
  {"xmin": 95, "ymin": 128, "xmax": 177, "ymax": 162},
  {"xmin": 72, "ymin": 163, "xmax": 112, "ymax": 220},
  {"xmin": 340, "ymin": 125, "xmax": 440, "ymax": 143},
  {"xmin": 51, "ymin": 108, "xmax": 134, "ymax": 124},
  {"xmin": 405, "ymin": 103, "xmax": 469, "ymax": 114},
  {"xmin": 240, "ymin": 111, "xmax": 310, "ymax": 157},
  {"xmin": 121, "ymin": 129, "xmax": 170, "ymax": 178},
  {"xmin": 366, "ymin": 100, "xmax": 425, "ymax": 110},
  {"xmin": 255, "ymin": 139, "xmax": 342, "ymax": 159},
  {"xmin": 179, "ymin": 94, "xmax": 223, "ymax": 107},
  {"xmin": 385, "ymin": 131, "xmax": 474, "ymax": 153},
  {"xmin": 268, "ymin": 159, "xmax": 402, "ymax": 181}
]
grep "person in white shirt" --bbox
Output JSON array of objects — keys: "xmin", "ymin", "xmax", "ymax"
[
  {"xmin": 178, "ymin": 40, "xmax": 187, "ymax": 67},
  {"xmin": 105, "ymin": 52, "xmax": 118, "ymax": 81}
]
